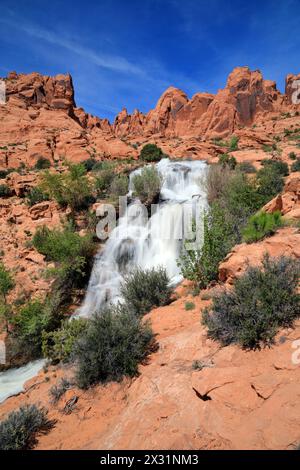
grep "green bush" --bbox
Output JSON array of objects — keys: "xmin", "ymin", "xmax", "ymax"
[
  {"xmin": 42, "ymin": 318, "xmax": 87, "ymax": 363},
  {"xmin": 185, "ymin": 301, "xmax": 195, "ymax": 311},
  {"xmin": 291, "ymin": 158, "xmax": 300, "ymax": 172},
  {"xmin": 242, "ymin": 211, "xmax": 283, "ymax": 243},
  {"xmin": 179, "ymin": 203, "xmax": 236, "ymax": 288},
  {"xmin": 121, "ymin": 267, "xmax": 172, "ymax": 316},
  {"xmin": 35, "ymin": 157, "xmax": 51, "ymax": 170},
  {"xmin": 26, "ymin": 187, "xmax": 49, "ymax": 207},
  {"xmin": 289, "ymin": 152, "xmax": 297, "ymax": 160},
  {"xmin": 32, "ymin": 225, "xmax": 95, "ymax": 285},
  {"xmin": 94, "ymin": 168, "xmax": 115, "ymax": 197},
  {"xmin": 256, "ymin": 164, "xmax": 285, "ymax": 202},
  {"xmin": 109, "ymin": 174, "xmax": 129, "ymax": 198},
  {"xmin": 229, "ymin": 135, "xmax": 239, "ymax": 151},
  {"xmin": 0, "ymin": 404, "xmax": 54, "ymax": 450},
  {"xmin": 132, "ymin": 166, "xmax": 161, "ymax": 204},
  {"xmin": 82, "ymin": 158, "xmax": 97, "ymax": 172},
  {"xmin": 140, "ymin": 144, "xmax": 164, "ymax": 162},
  {"xmin": 180, "ymin": 167, "xmax": 265, "ymax": 288},
  {"xmin": 202, "ymin": 255, "xmax": 300, "ymax": 349},
  {"xmin": 13, "ymin": 300, "xmax": 51, "ymax": 358},
  {"xmin": 237, "ymin": 161, "xmax": 256, "ymax": 173},
  {"xmin": 49, "ymin": 378, "xmax": 72, "ymax": 404},
  {"xmin": 218, "ymin": 153, "xmax": 237, "ymax": 169},
  {"xmin": 0, "ymin": 184, "xmax": 12, "ymax": 198},
  {"xmin": 41, "ymin": 163, "xmax": 94, "ymax": 211},
  {"xmin": 261, "ymin": 159, "xmax": 289, "ymax": 176},
  {"xmin": 0, "ymin": 170, "xmax": 9, "ymax": 179},
  {"xmin": 0, "ymin": 263, "xmax": 14, "ymax": 331},
  {"xmin": 74, "ymin": 305, "xmax": 154, "ymax": 388}
]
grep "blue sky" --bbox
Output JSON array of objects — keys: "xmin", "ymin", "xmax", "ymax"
[{"xmin": 0, "ymin": 0, "xmax": 300, "ymax": 122}]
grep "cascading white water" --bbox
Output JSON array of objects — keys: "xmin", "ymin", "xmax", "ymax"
[
  {"xmin": 0, "ymin": 158, "xmax": 207, "ymax": 404},
  {"xmin": 0, "ymin": 359, "xmax": 45, "ymax": 404},
  {"xmin": 76, "ymin": 158, "xmax": 208, "ymax": 318}
]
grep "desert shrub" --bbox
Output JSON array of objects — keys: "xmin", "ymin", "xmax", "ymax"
[
  {"xmin": 289, "ymin": 152, "xmax": 297, "ymax": 160},
  {"xmin": 180, "ymin": 167, "xmax": 265, "ymax": 288},
  {"xmin": 82, "ymin": 158, "xmax": 97, "ymax": 172},
  {"xmin": 42, "ymin": 318, "xmax": 87, "ymax": 363},
  {"xmin": 13, "ymin": 300, "xmax": 51, "ymax": 358},
  {"xmin": 256, "ymin": 164, "xmax": 285, "ymax": 202},
  {"xmin": 132, "ymin": 166, "xmax": 161, "ymax": 204},
  {"xmin": 74, "ymin": 305, "xmax": 154, "ymax": 388},
  {"xmin": 0, "ymin": 262, "xmax": 14, "ymax": 301},
  {"xmin": 0, "ymin": 184, "xmax": 12, "ymax": 198},
  {"xmin": 26, "ymin": 187, "xmax": 49, "ymax": 207},
  {"xmin": 109, "ymin": 174, "xmax": 129, "ymax": 198},
  {"xmin": 94, "ymin": 168, "xmax": 115, "ymax": 197},
  {"xmin": 237, "ymin": 161, "xmax": 256, "ymax": 173},
  {"xmin": 185, "ymin": 301, "xmax": 195, "ymax": 311},
  {"xmin": 0, "ymin": 170, "xmax": 9, "ymax": 179},
  {"xmin": 35, "ymin": 157, "xmax": 51, "ymax": 170},
  {"xmin": 32, "ymin": 225, "xmax": 95, "ymax": 285},
  {"xmin": 179, "ymin": 203, "xmax": 236, "ymax": 288},
  {"xmin": 261, "ymin": 159, "xmax": 289, "ymax": 177},
  {"xmin": 0, "ymin": 404, "xmax": 54, "ymax": 450},
  {"xmin": 229, "ymin": 135, "xmax": 239, "ymax": 151},
  {"xmin": 218, "ymin": 153, "xmax": 237, "ymax": 169},
  {"xmin": 291, "ymin": 158, "xmax": 300, "ymax": 172},
  {"xmin": 121, "ymin": 267, "xmax": 171, "ymax": 316},
  {"xmin": 140, "ymin": 143, "xmax": 164, "ymax": 162},
  {"xmin": 202, "ymin": 255, "xmax": 300, "ymax": 349},
  {"xmin": 0, "ymin": 263, "xmax": 14, "ymax": 331},
  {"xmin": 205, "ymin": 164, "xmax": 233, "ymax": 204},
  {"xmin": 41, "ymin": 163, "xmax": 94, "ymax": 211},
  {"xmin": 49, "ymin": 378, "xmax": 72, "ymax": 404},
  {"xmin": 242, "ymin": 211, "xmax": 283, "ymax": 243}
]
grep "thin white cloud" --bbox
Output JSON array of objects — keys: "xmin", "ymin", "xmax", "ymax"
[{"xmin": 0, "ymin": 17, "xmax": 144, "ymax": 76}]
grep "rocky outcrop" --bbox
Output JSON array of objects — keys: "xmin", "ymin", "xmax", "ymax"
[
  {"xmin": 114, "ymin": 67, "xmax": 295, "ymax": 141},
  {"xmin": 0, "ymin": 72, "xmax": 137, "ymax": 170},
  {"xmin": 219, "ymin": 227, "xmax": 300, "ymax": 284},
  {"xmin": 5, "ymin": 72, "xmax": 75, "ymax": 113},
  {"xmin": 264, "ymin": 172, "xmax": 300, "ymax": 220}
]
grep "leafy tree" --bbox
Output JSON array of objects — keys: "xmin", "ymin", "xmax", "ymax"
[{"xmin": 140, "ymin": 143, "xmax": 164, "ymax": 162}]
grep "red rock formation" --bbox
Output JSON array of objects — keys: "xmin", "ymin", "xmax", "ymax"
[{"xmin": 0, "ymin": 71, "xmax": 137, "ymax": 170}]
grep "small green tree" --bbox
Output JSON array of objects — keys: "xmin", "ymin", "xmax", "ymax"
[
  {"xmin": 35, "ymin": 157, "xmax": 51, "ymax": 170},
  {"xmin": 140, "ymin": 144, "xmax": 164, "ymax": 162},
  {"xmin": 242, "ymin": 211, "xmax": 283, "ymax": 243},
  {"xmin": 0, "ymin": 263, "xmax": 14, "ymax": 331}
]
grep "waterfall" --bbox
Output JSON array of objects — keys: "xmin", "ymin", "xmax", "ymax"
[
  {"xmin": 0, "ymin": 158, "xmax": 207, "ymax": 404},
  {"xmin": 76, "ymin": 158, "xmax": 208, "ymax": 318}
]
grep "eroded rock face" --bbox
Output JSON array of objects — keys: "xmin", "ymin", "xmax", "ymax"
[
  {"xmin": 114, "ymin": 67, "xmax": 296, "ymax": 141},
  {"xmin": 0, "ymin": 72, "xmax": 137, "ymax": 170},
  {"xmin": 5, "ymin": 72, "xmax": 75, "ymax": 112}
]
